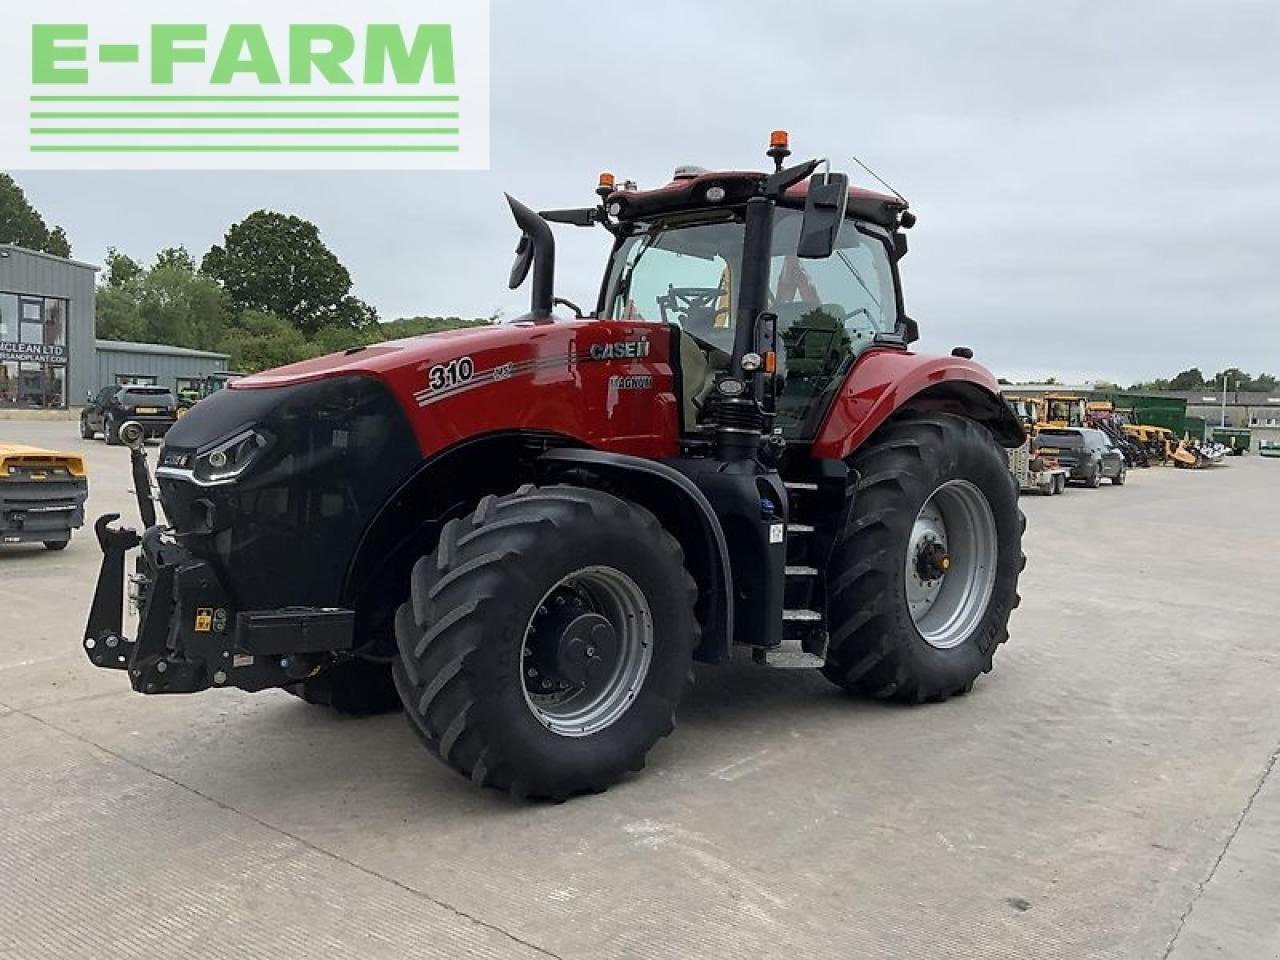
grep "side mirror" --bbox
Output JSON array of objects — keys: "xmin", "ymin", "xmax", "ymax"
[
  {"xmin": 797, "ymin": 171, "xmax": 849, "ymax": 259},
  {"xmin": 900, "ymin": 315, "xmax": 920, "ymax": 344},
  {"xmin": 508, "ymin": 234, "xmax": 533, "ymax": 290}
]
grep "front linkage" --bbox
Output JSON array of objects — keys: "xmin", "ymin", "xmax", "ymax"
[{"xmin": 82, "ymin": 440, "xmax": 355, "ymax": 695}]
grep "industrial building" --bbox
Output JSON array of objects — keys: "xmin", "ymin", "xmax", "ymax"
[
  {"xmin": 93, "ymin": 340, "xmax": 230, "ymax": 401},
  {"xmin": 1, "ymin": 244, "xmax": 231, "ymax": 411},
  {"xmin": 0, "ymin": 243, "xmax": 97, "ymax": 411}
]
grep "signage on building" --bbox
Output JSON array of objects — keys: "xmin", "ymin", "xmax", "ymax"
[{"xmin": 0, "ymin": 341, "xmax": 68, "ymax": 364}]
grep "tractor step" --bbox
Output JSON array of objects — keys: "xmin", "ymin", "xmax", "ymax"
[
  {"xmin": 753, "ymin": 633, "xmax": 826, "ymax": 668},
  {"xmin": 782, "ymin": 608, "xmax": 822, "ymax": 621}
]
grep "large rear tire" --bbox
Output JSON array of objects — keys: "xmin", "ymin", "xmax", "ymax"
[
  {"xmin": 822, "ymin": 413, "xmax": 1023, "ymax": 703},
  {"xmin": 393, "ymin": 485, "xmax": 698, "ymax": 800}
]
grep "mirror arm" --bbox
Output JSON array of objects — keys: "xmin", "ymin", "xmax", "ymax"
[{"xmin": 763, "ymin": 158, "xmax": 821, "ymax": 198}]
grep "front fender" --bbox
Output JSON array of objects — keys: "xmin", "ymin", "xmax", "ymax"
[
  {"xmin": 537, "ymin": 448, "xmax": 734, "ymax": 664},
  {"xmin": 811, "ymin": 349, "xmax": 1024, "ymax": 460}
]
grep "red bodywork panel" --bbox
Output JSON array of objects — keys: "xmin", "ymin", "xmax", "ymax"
[
  {"xmin": 812, "ymin": 348, "xmax": 1006, "ymax": 460},
  {"xmin": 234, "ymin": 325, "xmax": 1003, "ymax": 463},
  {"xmin": 232, "ymin": 320, "xmax": 681, "ymax": 460}
]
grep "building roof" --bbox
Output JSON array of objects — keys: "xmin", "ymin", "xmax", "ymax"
[
  {"xmin": 0, "ymin": 243, "xmax": 100, "ymax": 273},
  {"xmin": 96, "ymin": 339, "xmax": 230, "ymax": 360},
  {"xmin": 1149, "ymin": 390, "xmax": 1280, "ymax": 406},
  {"xmin": 998, "ymin": 384, "xmax": 1098, "ymax": 395}
]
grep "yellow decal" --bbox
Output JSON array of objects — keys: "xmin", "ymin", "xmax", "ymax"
[{"xmin": 194, "ymin": 608, "xmax": 214, "ymax": 633}]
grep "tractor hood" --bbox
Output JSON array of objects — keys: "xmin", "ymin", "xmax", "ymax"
[{"xmin": 230, "ymin": 321, "xmax": 567, "ymax": 390}]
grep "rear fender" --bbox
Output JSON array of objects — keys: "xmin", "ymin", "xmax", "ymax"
[
  {"xmin": 811, "ymin": 350, "xmax": 1025, "ymax": 460},
  {"xmin": 537, "ymin": 448, "xmax": 733, "ymax": 664}
]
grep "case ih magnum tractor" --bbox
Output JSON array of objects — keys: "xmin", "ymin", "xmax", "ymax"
[{"xmin": 84, "ymin": 135, "xmax": 1025, "ymax": 800}]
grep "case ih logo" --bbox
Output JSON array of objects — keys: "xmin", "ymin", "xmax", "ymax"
[
  {"xmin": 589, "ymin": 338, "xmax": 651, "ymax": 361},
  {"xmin": 0, "ymin": 0, "xmax": 490, "ymax": 170}
]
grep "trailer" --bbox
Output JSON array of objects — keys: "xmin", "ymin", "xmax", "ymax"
[{"xmin": 1008, "ymin": 440, "xmax": 1068, "ymax": 495}]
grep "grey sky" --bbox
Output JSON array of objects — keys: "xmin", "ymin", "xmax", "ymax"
[{"xmin": 14, "ymin": 0, "xmax": 1280, "ymax": 384}]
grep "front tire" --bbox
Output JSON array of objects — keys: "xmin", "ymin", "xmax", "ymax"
[
  {"xmin": 393, "ymin": 485, "xmax": 698, "ymax": 800},
  {"xmin": 822, "ymin": 414, "xmax": 1023, "ymax": 703}
]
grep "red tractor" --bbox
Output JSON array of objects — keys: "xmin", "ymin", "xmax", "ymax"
[{"xmin": 84, "ymin": 135, "xmax": 1025, "ymax": 800}]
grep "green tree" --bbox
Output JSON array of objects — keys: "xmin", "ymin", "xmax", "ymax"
[
  {"xmin": 104, "ymin": 248, "xmax": 144, "ymax": 288},
  {"xmin": 0, "ymin": 173, "xmax": 72, "ymax": 256},
  {"xmin": 218, "ymin": 310, "xmax": 314, "ymax": 372},
  {"xmin": 95, "ymin": 285, "xmax": 145, "ymax": 342},
  {"xmin": 1212, "ymin": 367, "xmax": 1251, "ymax": 391},
  {"xmin": 154, "ymin": 245, "xmax": 196, "ymax": 273},
  {"xmin": 136, "ymin": 266, "xmax": 230, "ymax": 350},
  {"xmin": 1168, "ymin": 368, "xmax": 1205, "ymax": 390},
  {"xmin": 380, "ymin": 314, "xmax": 492, "ymax": 338},
  {"xmin": 201, "ymin": 211, "xmax": 377, "ymax": 335},
  {"xmin": 95, "ymin": 250, "xmax": 232, "ymax": 350}
]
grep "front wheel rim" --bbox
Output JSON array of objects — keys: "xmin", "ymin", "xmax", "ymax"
[
  {"xmin": 904, "ymin": 479, "xmax": 999, "ymax": 650},
  {"xmin": 520, "ymin": 565, "xmax": 653, "ymax": 737}
]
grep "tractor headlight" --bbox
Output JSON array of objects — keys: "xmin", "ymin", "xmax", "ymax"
[{"xmin": 193, "ymin": 429, "xmax": 269, "ymax": 484}]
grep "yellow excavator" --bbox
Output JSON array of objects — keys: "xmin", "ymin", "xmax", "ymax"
[{"xmin": 1042, "ymin": 395, "xmax": 1088, "ymax": 429}]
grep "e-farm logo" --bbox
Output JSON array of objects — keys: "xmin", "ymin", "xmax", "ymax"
[{"xmin": 0, "ymin": 1, "xmax": 489, "ymax": 170}]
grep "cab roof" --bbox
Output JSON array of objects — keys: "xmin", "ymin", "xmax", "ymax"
[{"xmin": 604, "ymin": 169, "xmax": 908, "ymax": 230}]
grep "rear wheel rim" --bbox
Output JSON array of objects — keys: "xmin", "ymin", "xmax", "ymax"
[
  {"xmin": 521, "ymin": 565, "xmax": 653, "ymax": 737},
  {"xmin": 905, "ymin": 480, "xmax": 999, "ymax": 650}
]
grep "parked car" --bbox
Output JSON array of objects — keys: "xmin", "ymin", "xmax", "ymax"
[
  {"xmin": 80, "ymin": 385, "xmax": 178, "ymax": 445},
  {"xmin": 1033, "ymin": 428, "xmax": 1126, "ymax": 487}
]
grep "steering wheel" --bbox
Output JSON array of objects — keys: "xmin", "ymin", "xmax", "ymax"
[{"xmin": 656, "ymin": 286, "xmax": 732, "ymax": 330}]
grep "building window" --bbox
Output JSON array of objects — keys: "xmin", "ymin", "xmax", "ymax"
[
  {"xmin": 0, "ymin": 292, "xmax": 71, "ymax": 409},
  {"xmin": 0, "ymin": 293, "xmax": 17, "ymax": 341}
]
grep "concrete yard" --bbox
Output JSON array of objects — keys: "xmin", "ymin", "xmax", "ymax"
[{"xmin": 1, "ymin": 418, "xmax": 1277, "ymax": 959}]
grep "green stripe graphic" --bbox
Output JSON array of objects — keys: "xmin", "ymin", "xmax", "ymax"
[
  {"xmin": 32, "ymin": 128, "xmax": 459, "ymax": 136},
  {"xmin": 32, "ymin": 111, "xmax": 459, "ymax": 120},
  {"xmin": 30, "ymin": 144, "xmax": 461, "ymax": 153},
  {"xmin": 30, "ymin": 95, "xmax": 459, "ymax": 103}
]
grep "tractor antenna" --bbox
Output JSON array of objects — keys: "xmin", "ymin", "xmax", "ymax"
[{"xmin": 850, "ymin": 154, "xmax": 907, "ymax": 204}]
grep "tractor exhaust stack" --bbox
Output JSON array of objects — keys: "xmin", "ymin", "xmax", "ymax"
[{"xmin": 505, "ymin": 194, "xmax": 556, "ymax": 318}]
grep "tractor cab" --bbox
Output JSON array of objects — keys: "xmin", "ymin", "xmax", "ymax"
[
  {"xmin": 600, "ymin": 189, "xmax": 904, "ymax": 436},
  {"xmin": 515, "ymin": 131, "xmax": 917, "ymax": 445}
]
